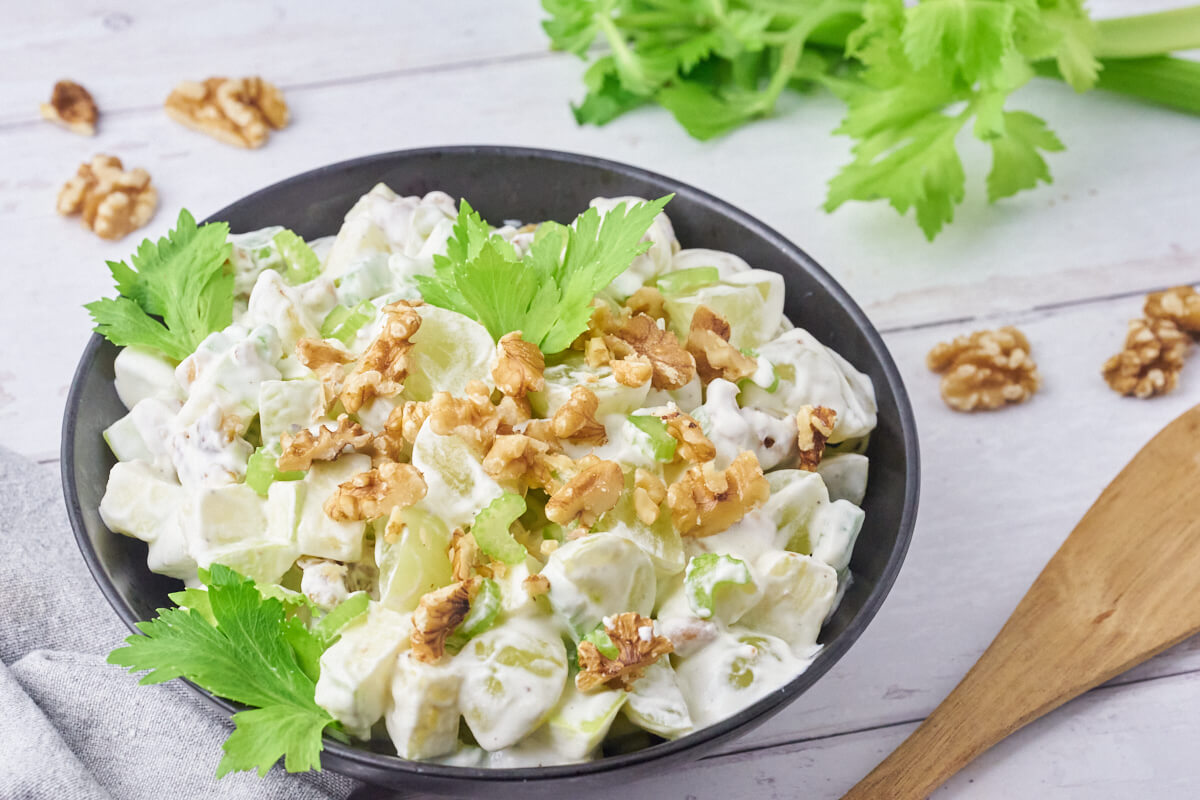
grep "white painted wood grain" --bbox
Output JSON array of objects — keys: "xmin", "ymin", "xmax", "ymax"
[{"xmin": 0, "ymin": 0, "xmax": 553, "ymax": 126}]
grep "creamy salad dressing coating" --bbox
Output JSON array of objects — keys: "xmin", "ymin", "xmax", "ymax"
[{"xmin": 98, "ymin": 184, "xmax": 878, "ymax": 767}]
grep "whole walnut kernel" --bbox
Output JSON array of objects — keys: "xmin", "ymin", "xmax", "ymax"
[
  {"xmin": 40, "ymin": 80, "xmax": 98, "ymax": 135},
  {"xmin": 56, "ymin": 154, "xmax": 158, "ymax": 240},
  {"xmin": 1145, "ymin": 286, "xmax": 1200, "ymax": 334},
  {"xmin": 164, "ymin": 76, "xmax": 289, "ymax": 148},
  {"xmin": 1102, "ymin": 318, "xmax": 1190, "ymax": 398},
  {"xmin": 926, "ymin": 326, "xmax": 1040, "ymax": 412},
  {"xmin": 492, "ymin": 332, "xmax": 545, "ymax": 397}
]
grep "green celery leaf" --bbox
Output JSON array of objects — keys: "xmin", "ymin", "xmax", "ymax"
[
  {"xmin": 985, "ymin": 110, "xmax": 1065, "ymax": 202},
  {"xmin": 574, "ymin": 61, "xmax": 648, "ymax": 125},
  {"xmin": 86, "ymin": 208, "xmax": 233, "ymax": 362},
  {"xmin": 826, "ymin": 112, "xmax": 968, "ymax": 241},
  {"xmin": 108, "ymin": 564, "xmax": 335, "ymax": 777},
  {"xmin": 657, "ymin": 82, "xmax": 765, "ymax": 141},
  {"xmin": 542, "ymin": 0, "xmax": 602, "ymax": 55},
  {"xmin": 217, "ymin": 705, "xmax": 331, "ymax": 778},
  {"xmin": 85, "ymin": 296, "xmax": 191, "ymax": 361},
  {"xmin": 902, "ymin": 0, "xmax": 1023, "ymax": 85}
]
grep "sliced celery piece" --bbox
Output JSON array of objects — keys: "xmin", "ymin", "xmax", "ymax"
[
  {"xmin": 627, "ymin": 414, "xmax": 677, "ymax": 462},
  {"xmin": 320, "ymin": 301, "xmax": 375, "ymax": 346},
  {"xmin": 580, "ymin": 624, "xmax": 619, "ymax": 660},
  {"xmin": 273, "ymin": 229, "xmax": 321, "ymax": 284},
  {"xmin": 471, "ymin": 492, "xmax": 528, "ymax": 565},
  {"xmin": 244, "ymin": 446, "xmax": 304, "ymax": 497}
]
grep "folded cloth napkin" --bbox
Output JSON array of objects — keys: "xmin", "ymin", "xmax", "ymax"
[{"xmin": 0, "ymin": 447, "xmax": 359, "ymax": 800}]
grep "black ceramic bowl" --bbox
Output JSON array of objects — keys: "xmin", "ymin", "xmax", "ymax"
[{"xmin": 63, "ymin": 146, "xmax": 919, "ymax": 797}]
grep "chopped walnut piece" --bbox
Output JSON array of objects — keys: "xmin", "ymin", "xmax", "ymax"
[
  {"xmin": 492, "ymin": 332, "xmax": 545, "ymax": 397},
  {"xmin": 1145, "ymin": 286, "xmax": 1200, "ymax": 334},
  {"xmin": 633, "ymin": 468, "xmax": 667, "ymax": 526},
  {"xmin": 796, "ymin": 405, "xmax": 837, "ymax": 472},
  {"xmin": 667, "ymin": 451, "xmax": 770, "ymax": 538},
  {"xmin": 428, "ymin": 382, "xmax": 500, "ymax": 455},
  {"xmin": 545, "ymin": 458, "xmax": 624, "ymax": 528},
  {"xmin": 1102, "ymin": 318, "xmax": 1190, "ymax": 398},
  {"xmin": 482, "ymin": 434, "xmax": 552, "ymax": 484},
  {"xmin": 296, "ymin": 337, "xmax": 354, "ymax": 404},
  {"xmin": 523, "ymin": 418, "xmax": 562, "ymax": 452},
  {"xmin": 384, "ymin": 400, "xmax": 431, "ymax": 444},
  {"xmin": 341, "ymin": 302, "xmax": 422, "ymax": 413},
  {"xmin": 522, "ymin": 573, "xmax": 551, "ymax": 598},
  {"xmin": 585, "ymin": 337, "xmax": 612, "ymax": 368},
  {"xmin": 626, "ymin": 286, "xmax": 667, "ymax": 320},
  {"xmin": 605, "ymin": 313, "xmax": 696, "ymax": 390},
  {"xmin": 164, "ymin": 76, "xmax": 289, "ymax": 148},
  {"xmin": 40, "ymin": 80, "xmax": 98, "ymax": 135},
  {"xmin": 660, "ymin": 410, "xmax": 717, "ymax": 463},
  {"xmin": 611, "ymin": 355, "xmax": 654, "ymax": 388},
  {"xmin": 324, "ymin": 461, "xmax": 427, "ymax": 522},
  {"xmin": 575, "ymin": 612, "xmax": 674, "ymax": 691},
  {"xmin": 552, "ymin": 386, "xmax": 607, "ymax": 446},
  {"xmin": 926, "ymin": 326, "xmax": 1040, "ymax": 412},
  {"xmin": 56, "ymin": 154, "xmax": 157, "ymax": 240},
  {"xmin": 686, "ymin": 306, "xmax": 757, "ymax": 384},
  {"xmin": 449, "ymin": 528, "xmax": 481, "ymax": 583},
  {"xmin": 495, "ymin": 395, "xmax": 532, "ymax": 433},
  {"xmin": 411, "ymin": 578, "xmax": 481, "ymax": 663},
  {"xmin": 277, "ymin": 415, "xmax": 372, "ymax": 471}
]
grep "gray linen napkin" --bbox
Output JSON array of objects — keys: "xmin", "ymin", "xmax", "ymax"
[{"xmin": 0, "ymin": 447, "xmax": 360, "ymax": 800}]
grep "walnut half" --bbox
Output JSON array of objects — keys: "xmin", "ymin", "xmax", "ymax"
[
  {"xmin": 492, "ymin": 332, "xmax": 545, "ymax": 397},
  {"xmin": 667, "ymin": 451, "xmax": 770, "ymax": 538},
  {"xmin": 545, "ymin": 458, "xmax": 624, "ymax": 528},
  {"xmin": 40, "ymin": 80, "xmax": 98, "ymax": 135},
  {"xmin": 411, "ymin": 578, "xmax": 481, "ymax": 663},
  {"xmin": 575, "ymin": 612, "xmax": 674, "ymax": 691},
  {"xmin": 1102, "ymin": 318, "xmax": 1190, "ymax": 398},
  {"xmin": 1145, "ymin": 286, "xmax": 1200, "ymax": 334},
  {"xmin": 324, "ymin": 461, "xmax": 427, "ymax": 522},
  {"xmin": 164, "ymin": 77, "xmax": 289, "ymax": 148},
  {"xmin": 56, "ymin": 154, "xmax": 157, "ymax": 240},
  {"xmin": 926, "ymin": 326, "xmax": 1040, "ymax": 412}
]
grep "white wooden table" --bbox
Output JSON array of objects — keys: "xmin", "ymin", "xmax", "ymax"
[{"xmin": 4, "ymin": 2, "xmax": 1200, "ymax": 797}]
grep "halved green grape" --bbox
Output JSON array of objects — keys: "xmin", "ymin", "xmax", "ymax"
[
  {"xmin": 471, "ymin": 492, "xmax": 528, "ymax": 565},
  {"xmin": 590, "ymin": 471, "xmax": 685, "ymax": 576},
  {"xmin": 376, "ymin": 507, "xmax": 453, "ymax": 613},
  {"xmin": 684, "ymin": 553, "xmax": 759, "ymax": 623},
  {"xmin": 580, "ymin": 624, "xmax": 619, "ymax": 660},
  {"xmin": 410, "ymin": 424, "xmax": 504, "ymax": 529},
  {"xmin": 319, "ymin": 302, "xmax": 376, "ymax": 346},
  {"xmin": 626, "ymin": 414, "xmax": 677, "ymax": 462},
  {"xmin": 244, "ymin": 445, "xmax": 304, "ymax": 497},
  {"xmin": 445, "ymin": 578, "xmax": 502, "ymax": 652},
  {"xmin": 673, "ymin": 630, "xmax": 806, "ymax": 728},
  {"xmin": 542, "ymin": 533, "xmax": 656, "ymax": 638},
  {"xmin": 545, "ymin": 680, "xmax": 627, "ymax": 760},
  {"xmin": 655, "ymin": 266, "xmax": 719, "ymax": 296},
  {"xmin": 763, "ymin": 470, "xmax": 829, "ymax": 554},
  {"xmin": 457, "ymin": 617, "xmax": 569, "ymax": 751},
  {"xmin": 272, "ymin": 229, "xmax": 321, "ymax": 284},
  {"xmin": 531, "ymin": 360, "xmax": 651, "ymax": 418},
  {"xmin": 402, "ymin": 305, "xmax": 495, "ymax": 401},
  {"xmin": 622, "ymin": 659, "xmax": 693, "ymax": 739},
  {"xmin": 740, "ymin": 552, "xmax": 837, "ymax": 653},
  {"xmin": 663, "ymin": 270, "xmax": 785, "ymax": 351}
]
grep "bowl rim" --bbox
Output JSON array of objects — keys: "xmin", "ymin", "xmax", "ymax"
[{"xmin": 62, "ymin": 144, "xmax": 919, "ymax": 784}]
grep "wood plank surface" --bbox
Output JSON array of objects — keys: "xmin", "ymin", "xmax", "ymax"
[{"xmin": 3, "ymin": 1, "xmax": 1200, "ymax": 796}]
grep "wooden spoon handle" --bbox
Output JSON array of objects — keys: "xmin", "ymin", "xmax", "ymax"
[{"xmin": 845, "ymin": 403, "xmax": 1200, "ymax": 799}]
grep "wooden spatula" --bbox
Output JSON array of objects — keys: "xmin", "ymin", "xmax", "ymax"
[{"xmin": 844, "ymin": 403, "xmax": 1200, "ymax": 799}]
